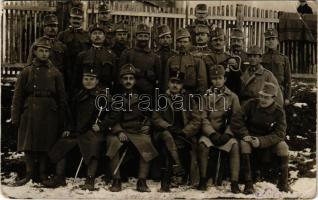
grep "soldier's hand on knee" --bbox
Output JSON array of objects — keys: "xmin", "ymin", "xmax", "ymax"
[
  {"xmin": 250, "ymin": 137, "xmax": 260, "ymax": 148},
  {"xmin": 118, "ymin": 132, "xmax": 128, "ymax": 142},
  {"xmin": 62, "ymin": 131, "xmax": 71, "ymax": 138},
  {"xmin": 243, "ymin": 136, "xmax": 253, "ymax": 142},
  {"xmin": 92, "ymin": 124, "xmax": 100, "ymax": 132}
]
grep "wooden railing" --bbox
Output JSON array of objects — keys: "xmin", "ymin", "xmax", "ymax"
[{"xmin": 0, "ymin": 1, "xmax": 316, "ymax": 75}]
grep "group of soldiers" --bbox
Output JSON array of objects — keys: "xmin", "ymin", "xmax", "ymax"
[{"xmin": 11, "ymin": 2, "xmax": 292, "ymax": 195}]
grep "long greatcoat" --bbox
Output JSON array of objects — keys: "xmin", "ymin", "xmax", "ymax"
[
  {"xmin": 199, "ymin": 87, "xmax": 241, "ymax": 152},
  {"xmin": 49, "ymin": 88, "xmax": 117, "ymax": 164},
  {"xmin": 11, "ymin": 58, "xmax": 67, "ymax": 152},
  {"xmin": 106, "ymin": 90, "xmax": 159, "ymax": 162}
]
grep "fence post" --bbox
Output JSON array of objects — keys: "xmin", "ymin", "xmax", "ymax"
[{"xmin": 236, "ymin": 4, "xmax": 244, "ymax": 29}]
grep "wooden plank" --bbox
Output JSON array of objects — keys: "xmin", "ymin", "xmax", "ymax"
[{"xmin": 3, "ymin": 5, "xmax": 55, "ymax": 12}]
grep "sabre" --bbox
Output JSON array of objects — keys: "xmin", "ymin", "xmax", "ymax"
[
  {"xmin": 214, "ymin": 150, "xmax": 221, "ymax": 185},
  {"xmin": 113, "ymin": 147, "xmax": 128, "ymax": 176}
]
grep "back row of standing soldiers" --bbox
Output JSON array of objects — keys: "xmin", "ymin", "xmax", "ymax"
[{"xmin": 11, "ymin": 3, "xmax": 292, "ymax": 195}]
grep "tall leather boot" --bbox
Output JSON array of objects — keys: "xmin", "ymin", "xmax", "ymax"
[
  {"xmin": 14, "ymin": 153, "xmax": 34, "ymax": 186},
  {"xmin": 109, "ymin": 179, "xmax": 122, "ymax": 192},
  {"xmin": 159, "ymin": 168, "xmax": 171, "ymax": 192},
  {"xmin": 80, "ymin": 176, "xmax": 95, "ymax": 191},
  {"xmin": 241, "ymin": 154, "xmax": 254, "ymax": 194},
  {"xmin": 277, "ymin": 156, "xmax": 292, "ymax": 192},
  {"xmin": 137, "ymin": 179, "xmax": 151, "ymax": 192}
]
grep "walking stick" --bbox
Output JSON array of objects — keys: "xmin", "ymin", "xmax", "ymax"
[
  {"xmin": 113, "ymin": 147, "xmax": 128, "ymax": 176},
  {"xmin": 73, "ymin": 98, "xmax": 106, "ymax": 179},
  {"xmin": 214, "ymin": 150, "xmax": 221, "ymax": 185}
]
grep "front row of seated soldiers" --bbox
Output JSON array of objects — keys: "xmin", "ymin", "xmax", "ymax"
[{"xmin": 11, "ymin": 40, "xmax": 291, "ymax": 193}]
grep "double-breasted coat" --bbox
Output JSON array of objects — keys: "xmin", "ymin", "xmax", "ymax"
[{"xmin": 11, "ymin": 58, "xmax": 67, "ymax": 152}]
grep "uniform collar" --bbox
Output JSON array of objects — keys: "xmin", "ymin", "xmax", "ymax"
[
  {"xmin": 212, "ymin": 48, "xmax": 224, "ymax": 54},
  {"xmin": 32, "ymin": 58, "xmax": 49, "ymax": 67},
  {"xmin": 92, "ymin": 44, "xmax": 104, "ymax": 50},
  {"xmin": 195, "ymin": 44, "xmax": 209, "ymax": 51},
  {"xmin": 206, "ymin": 86, "xmax": 229, "ymax": 95},
  {"xmin": 69, "ymin": 26, "xmax": 83, "ymax": 33}
]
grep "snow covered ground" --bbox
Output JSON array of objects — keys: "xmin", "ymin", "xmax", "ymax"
[{"xmin": 1, "ymin": 175, "xmax": 316, "ymax": 199}]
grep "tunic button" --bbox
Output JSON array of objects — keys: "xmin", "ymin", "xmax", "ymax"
[
  {"xmin": 34, "ymin": 85, "xmax": 37, "ymax": 88},
  {"xmin": 37, "ymin": 67, "xmax": 40, "ymax": 70}
]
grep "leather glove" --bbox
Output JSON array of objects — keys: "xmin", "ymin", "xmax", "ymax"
[
  {"xmin": 209, "ymin": 132, "xmax": 222, "ymax": 146},
  {"xmin": 218, "ymin": 133, "xmax": 232, "ymax": 146}
]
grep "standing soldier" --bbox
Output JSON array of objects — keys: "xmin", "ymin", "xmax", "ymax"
[
  {"xmin": 152, "ymin": 70, "xmax": 201, "ymax": 191},
  {"xmin": 240, "ymin": 46, "xmax": 283, "ymax": 106},
  {"xmin": 106, "ymin": 64, "xmax": 159, "ymax": 192},
  {"xmin": 27, "ymin": 14, "xmax": 67, "ymax": 80},
  {"xmin": 187, "ymin": 4, "xmax": 212, "ymax": 46},
  {"xmin": 76, "ymin": 23, "xmax": 115, "ymax": 92},
  {"xmin": 155, "ymin": 25, "xmax": 177, "ymax": 87},
  {"xmin": 231, "ymin": 82, "xmax": 291, "ymax": 193},
  {"xmin": 44, "ymin": 67, "xmax": 117, "ymax": 190},
  {"xmin": 191, "ymin": 24, "xmax": 212, "ymax": 58},
  {"xmin": 11, "ymin": 38, "xmax": 67, "ymax": 186},
  {"xmin": 111, "ymin": 22, "xmax": 129, "ymax": 63},
  {"xmin": 98, "ymin": 3, "xmax": 114, "ymax": 49},
  {"xmin": 164, "ymin": 28, "xmax": 208, "ymax": 94},
  {"xmin": 58, "ymin": 7, "xmax": 90, "ymax": 98},
  {"xmin": 229, "ymin": 28, "xmax": 248, "ymax": 72},
  {"xmin": 198, "ymin": 65, "xmax": 241, "ymax": 193},
  {"xmin": 119, "ymin": 23, "xmax": 161, "ymax": 94},
  {"xmin": 262, "ymin": 28, "xmax": 291, "ymax": 105}
]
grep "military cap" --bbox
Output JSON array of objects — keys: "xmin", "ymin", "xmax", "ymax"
[
  {"xmin": 264, "ymin": 28, "xmax": 278, "ymax": 39},
  {"xmin": 99, "ymin": 4, "xmax": 111, "ymax": 14},
  {"xmin": 88, "ymin": 23, "xmax": 105, "ymax": 34},
  {"xmin": 114, "ymin": 22, "xmax": 128, "ymax": 32},
  {"xmin": 157, "ymin": 25, "xmax": 171, "ymax": 38},
  {"xmin": 176, "ymin": 28, "xmax": 191, "ymax": 40},
  {"xmin": 195, "ymin": 4, "xmax": 208, "ymax": 14},
  {"xmin": 209, "ymin": 65, "xmax": 225, "ymax": 78},
  {"xmin": 259, "ymin": 82, "xmax": 277, "ymax": 97},
  {"xmin": 231, "ymin": 28, "xmax": 244, "ymax": 39},
  {"xmin": 246, "ymin": 45, "xmax": 262, "ymax": 55},
  {"xmin": 34, "ymin": 37, "xmax": 51, "ymax": 49},
  {"xmin": 119, "ymin": 64, "xmax": 136, "ymax": 77},
  {"xmin": 211, "ymin": 27, "xmax": 225, "ymax": 40},
  {"xmin": 136, "ymin": 23, "xmax": 150, "ymax": 35},
  {"xmin": 169, "ymin": 70, "xmax": 185, "ymax": 82},
  {"xmin": 83, "ymin": 66, "xmax": 98, "ymax": 77},
  {"xmin": 194, "ymin": 24, "xmax": 210, "ymax": 34},
  {"xmin": 70, "ymin": 7, "xmax": 83, "ymax": 18},
  {"xmin": 43, "ymin": 14, "xmax": 58, "ymax": 26}
]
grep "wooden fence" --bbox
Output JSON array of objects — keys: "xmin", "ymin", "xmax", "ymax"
[{"xmin": 1, "ymin": 1, "xmax": 316, "ymax": 75}]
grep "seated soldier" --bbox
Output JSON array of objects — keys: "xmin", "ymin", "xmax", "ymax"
[
  {"xmin": 44, "ymin": 67, "xmax": 117, "ymax": 190},
  {"xmin": 106, "ymin": 64, "xmax": 159, "ymax": 193},
  {"xmin": 231, "ymin": 82, "xmax": 291, "ymax": 194},
  {"xmin": 152, "ymin": 70, "xmax": 201, "ymax": 192},
  {"xmin": 198, "ymin": 65, "xmax": 241, "ymax": 193}
]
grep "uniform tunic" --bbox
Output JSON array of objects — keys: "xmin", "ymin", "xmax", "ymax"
[{"xmin": 262, "ymin": 49, "xmax": 292, "ymax": 100}]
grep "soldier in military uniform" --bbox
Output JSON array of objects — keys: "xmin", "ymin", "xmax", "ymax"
[
  {"xmin": 111, "ymin": 22, "xmax": 129, "ymax": 63},
  {"xmin": 57, "ymin": 7, "xmax": 90, "ymax": 98},
  {"xmin": 11, "ymin": 38, "xmax": 67, "ymax": 186},
  {"xmin": 262, "ymin": 28, "xmax": 291, "ymax": 105},
  {"xmin": 155, "ymin": 25, "xmax": 177, "ymax": 88},
  {"xmin": 191, "ymin": 24, "xmax": 212, "ymax": 58},
  {"xmin": 98, "ymin": 3, "xmax": 114, "ymax": 48},
  {"xmin": 152, "ymin": 70, "xmax": 201, "ymax": 191},
  {"xmin": 229, "ymin": 28, "xmax": 248, "ymax": 72},
  {"xmin": 76, "ymin": 23, "xmax": 115, "ymax": 92},
  {"xmin": 187, "ymin": 4, "xmax": 212, "ymax": 46},
  {"xmin": 107, "ymin": 64, "xmax": 159, "ymax": 192},
  {"xmin": 119, "ymin": 23, "xmax": 161, "ymax": 94},
  {"xmin": 231, "ymin": 82, "xmax": 291, "ymax": 193},
  {"xmin": 197, "ymin": 65, "xmax": 241, "ymax": 193},
  {"xmin": 240, "ymin": 46, "xmax": 284, "ymax": 106},
  {"xmin": 44, "ymin": 67, "xmax": 117, "ymax": 190},
  {"xmin": 27, "ymin": 14, "xmax": 68, "ymax": 80},
  {"xmin": 205, "ymin": 27, "xmax": 241, "ymax": 95},
  {"xmin": 164, "ymin": 28, "xmax": 208, "ymax": 94}
]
